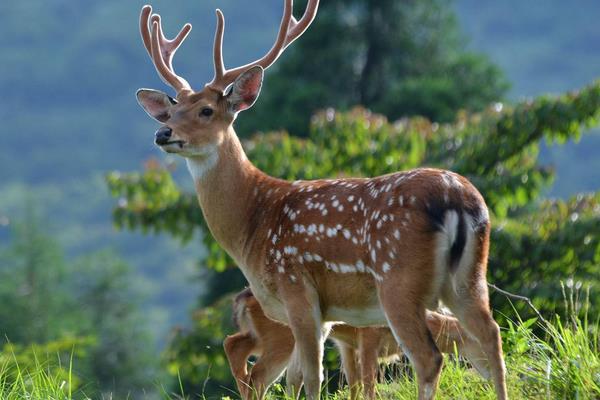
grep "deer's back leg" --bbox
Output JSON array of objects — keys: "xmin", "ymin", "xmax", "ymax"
[
  {"xmin": 379, "ymin": 264, "xmax": 443, "ymax": 400},
  {"xmin": 441, "ymin": 219, "xmax": 507, "ymax": 399}
]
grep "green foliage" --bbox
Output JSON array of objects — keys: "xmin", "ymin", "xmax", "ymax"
[
  {"xmin": 107, "ymin": 165, "xmax": 203, "ymax": 243},
  {"xmin": 0, "ymin": 350, "xmax": 76, "ymax": 400},
  {"xmin": 501, "ymin": 290, "xmax": 600, "ymax": 400},
  {"xmin": 240, "ymin": 0, "xmax": 509, "ymax": 136},
  {"xmin": 72, "ymin": 252, "xmax": 159, "ymax": 397},
  {"xmin": 489, "ymin": 193, "xmax": 600, "ymax": 322}
]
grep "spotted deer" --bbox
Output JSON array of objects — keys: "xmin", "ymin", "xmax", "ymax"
[
  {"xmin": 136, "ymin": 1, "xmax": 508, "ymax": 399},
  {"xmin": 224, "ymin": 288, "xmax": 491, "ymax": 400}
]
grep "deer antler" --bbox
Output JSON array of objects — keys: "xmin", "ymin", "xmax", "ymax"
[
  {"xmin": 208, "ymin": 0, "xmax": 320, "ymax": 91},
  {"xmin": 140, "ymin": 5, "xmax": 192, "ymax": 93},
  {"xmin": 139, "ymin": 1, "xmax": 319, "ymax": 94}
]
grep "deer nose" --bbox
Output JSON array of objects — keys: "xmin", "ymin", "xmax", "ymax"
[{"xmin": 155, "ymin": 126, "xmax": 172, "ymax": 145}]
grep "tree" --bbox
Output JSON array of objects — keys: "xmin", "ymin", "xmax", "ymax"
[{"xmin": 238, "ymin": 0, "xmax": 509, "ymax": 137}]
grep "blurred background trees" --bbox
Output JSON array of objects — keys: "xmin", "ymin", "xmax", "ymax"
[
  {"xmin": 241, "ymin": 0, "xmax": 509, "ymax": 136},
  {"xmin": 0, "ymin": 208, "xmax": 157, "ymax": 397},
  {"xmin": 1, "ymin": 0, "xmax": 599, "ymax": 397}
]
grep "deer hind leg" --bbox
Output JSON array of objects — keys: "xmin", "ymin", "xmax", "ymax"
[
  {"xmin": 379, "ymin": 283, "xmax": 443, "ymax": 400},
  {"xmin": 442, "ymin": 280, "xmax": 507, "ymax": 400},
  {"xmin": 223, "ymin": 332, "xmax": 257, "ymax": 400},
  {"xmin": 441, "ymin": 223, "xmax": 508, "ymax": 400}
]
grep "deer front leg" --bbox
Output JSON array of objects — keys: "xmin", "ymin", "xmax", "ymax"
[
  {"xmin": 281, "ymin": 282, "xmax": 325, "ymax": 400},
  {"xmin": 223, "ymin": 332, "xmax": 257, "ymax": 400}
]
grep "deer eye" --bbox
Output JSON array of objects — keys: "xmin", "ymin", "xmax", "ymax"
[{"xmin": 200, "ymin": 107, "xmax": 214, "ymax": 117}]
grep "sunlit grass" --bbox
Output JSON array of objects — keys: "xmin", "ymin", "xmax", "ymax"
[{"xmin": 0, "ymin": 352, "xmax": 74, "ymax": 399}]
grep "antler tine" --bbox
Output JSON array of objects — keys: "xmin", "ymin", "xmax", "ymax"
[
  {"xmin": 208, "ymin": 0, "xmax": 307, "ymax": 91},
  {"xmin": 284, "ymin": 0, "xmax": 319, "ymax": 47},
  {"xmin": 150, "ymin": 21, "xmax": 192, "ymax": 92},
  {"xmin": 139, "ymin": 5, "xmax": 192, "ymax": 94},
  {"xmin": 140, "ymin": 5, "xmax": 153, "ymax": 56},
  {"xmin": 151, "ymin": 14, "xmax": 192, "ymax": 71},
  {"xmin": 212, "ymin": 10, "xmax": 226, "ymax": 85}
]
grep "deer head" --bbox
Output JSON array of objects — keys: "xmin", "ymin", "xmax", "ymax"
[{"xmin": 136, "ymin": 1, "xmax": 319, "ymax": 158}]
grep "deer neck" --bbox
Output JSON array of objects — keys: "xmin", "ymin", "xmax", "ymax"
[{"xmin": 185, "ymin": 127, "xmax": 272, "ymax": 264}]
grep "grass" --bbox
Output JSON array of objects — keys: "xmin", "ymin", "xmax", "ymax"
[
  {"xmin": 0, "ymin": 351, "xmax": 74, "ymax": 399},
  {"xmin": 2, "ymin": 303, "xmax": 598, "ymax": 400}
]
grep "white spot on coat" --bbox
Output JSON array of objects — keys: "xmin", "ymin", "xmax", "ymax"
[{"xmin": 382, "ymin": 262, "xmax": 391, "ymax": 273}]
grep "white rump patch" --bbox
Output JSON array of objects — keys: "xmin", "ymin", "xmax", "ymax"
[
  {"xmin": 431, "ymin": 210, "xmax": 460, "ymax": 303},
  {"xmin": 453, "ymin": 213, "xmax": 477, "ymax": 294}
]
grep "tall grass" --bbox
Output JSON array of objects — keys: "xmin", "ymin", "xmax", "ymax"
[
  {"xmin": 0, "ymin": 351, "xmax": 74, "ymax": 399},
  {"xmin": 2, "ymin": 293, "xmax": 598, "ymax": 399}
]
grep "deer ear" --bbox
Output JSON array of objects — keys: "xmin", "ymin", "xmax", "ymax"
[
  {"xmin": 226, "ymin": 66, "xmax": 264, "ymax": 114},
  {"xmin": 136, "ymin": 89, "xmax": 177, "ymax": 122}
]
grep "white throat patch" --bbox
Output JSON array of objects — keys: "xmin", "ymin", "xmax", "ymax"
[{"xmin": 185, "ymin": 148, "xmax": 218, "ymax": 182}]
